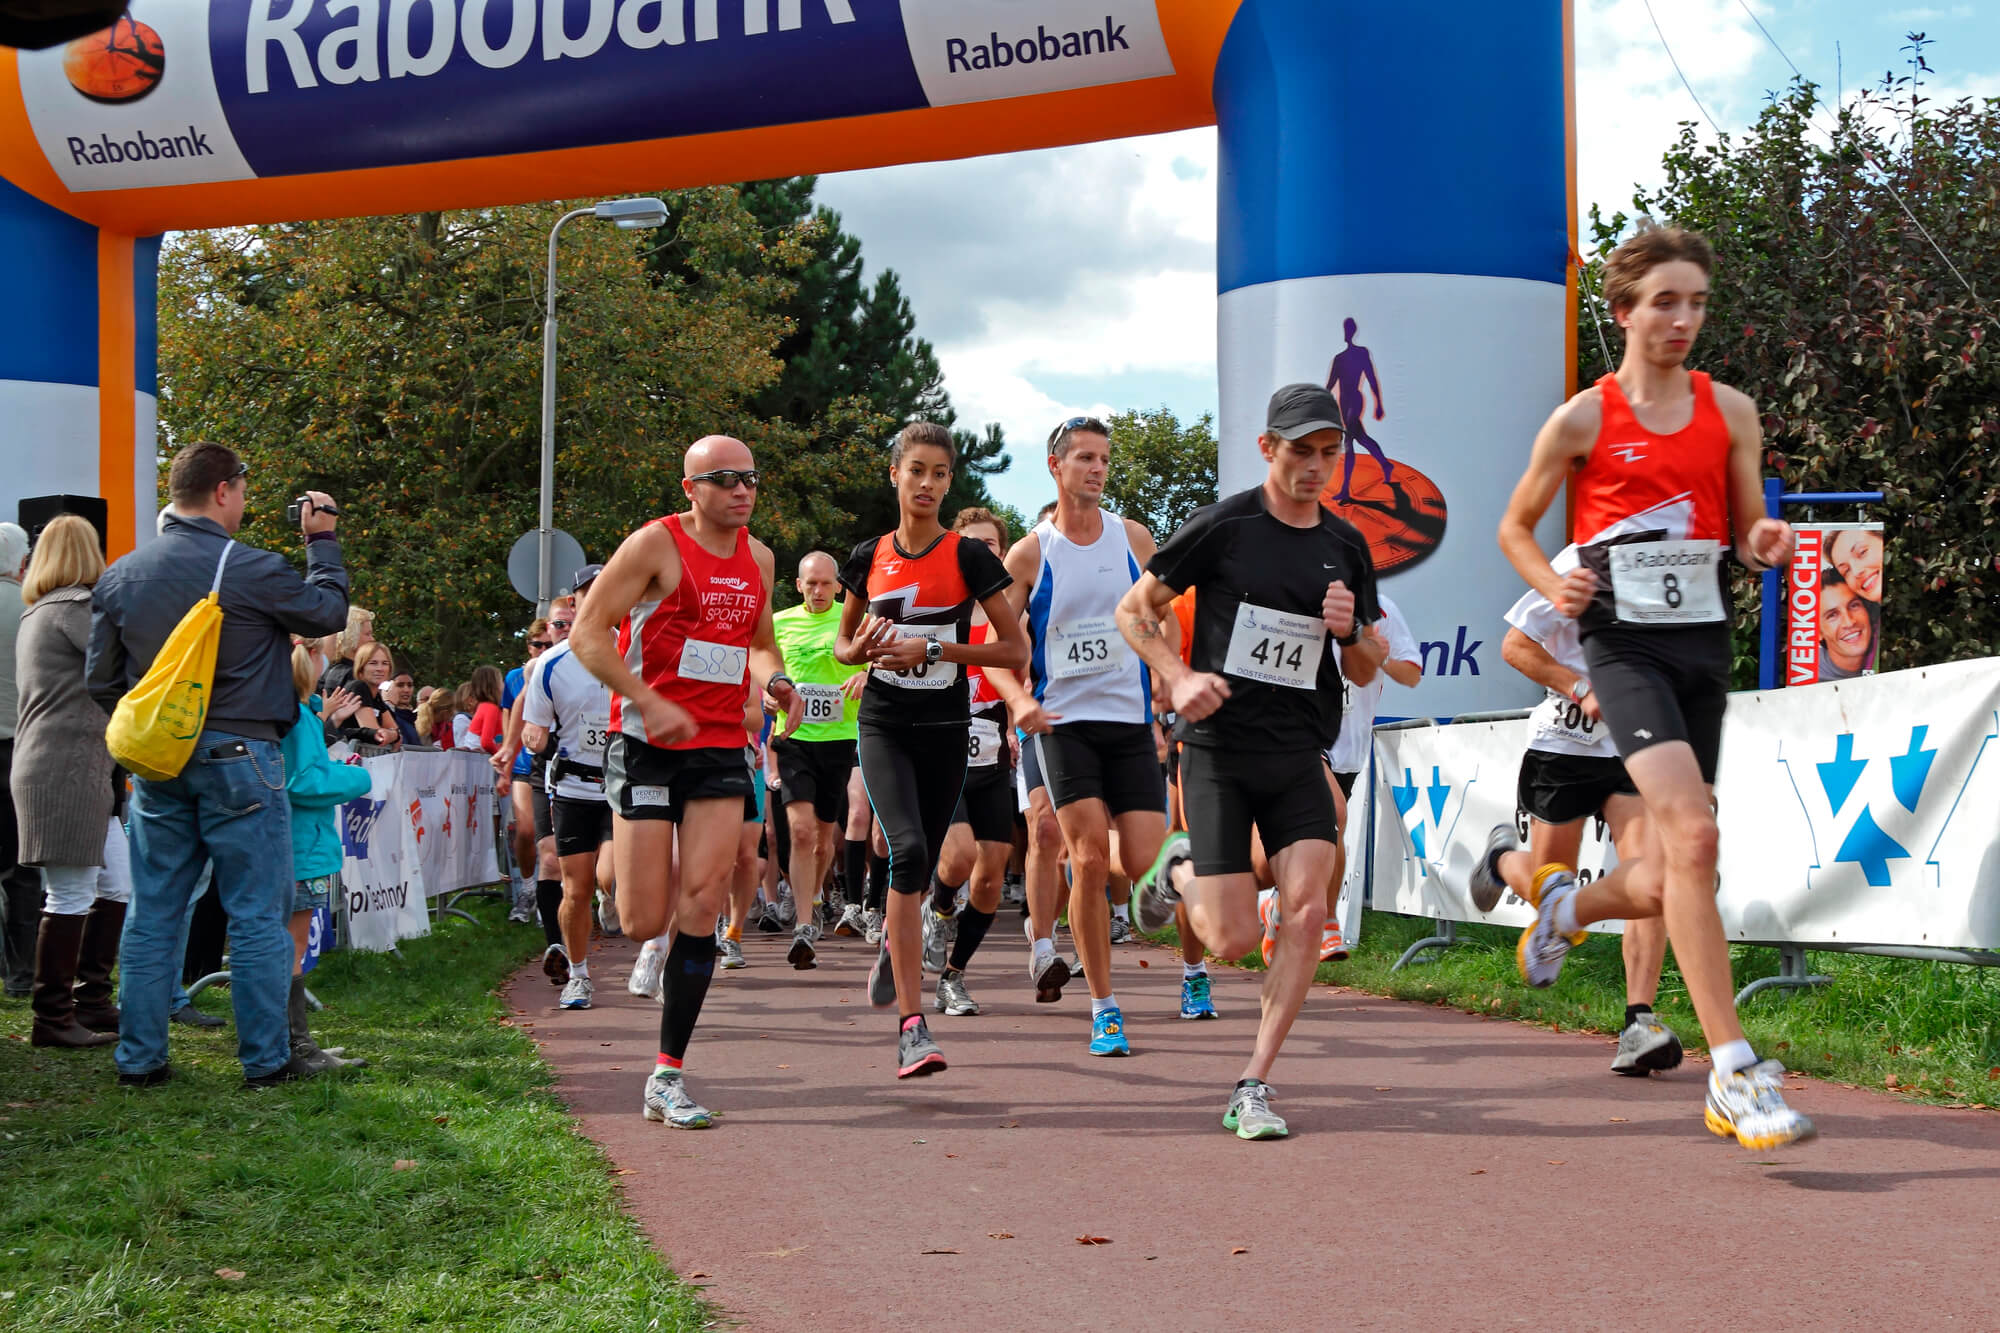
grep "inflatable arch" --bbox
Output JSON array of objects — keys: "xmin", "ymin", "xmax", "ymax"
[{"xmin": 0, "ymin": 0, "xmax": 1572, "ymax": 718}]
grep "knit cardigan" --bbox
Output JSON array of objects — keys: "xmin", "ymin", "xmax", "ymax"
[{"xmin": 13, "ymin": 586, "xmax": 118, "ymax": 867}]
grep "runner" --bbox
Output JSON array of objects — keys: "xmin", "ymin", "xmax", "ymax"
[
  {"xmin": 1160, "ymin": 587, "xmax": 1218, "ymax": 1020},
  {"xmin": 494, "ymin": 617, "xmax": 551, "ymax": 923},
  {"xmin": 1123, "ymin": 384, "xmax": 1387, "ymax": 1139},
  {"xmin": 570, "ymin": 435, "xmax": 803, "ymax": 1129},
  {"xmin": 717, "ymin": 695, "xmax": 773, "ymax": 971},
  {"xmin": 521, "ymin": 565, "xmax": 615, "ymax": 1011},
  {"xmin": 1478, "ymin": 224, "xmax": 1812, "ymax": 1149},
  {"xmin": 770, "ymin": 551, "xmax": 867, "ymax": 969},
  {"xmin": 998, "ymin": 417, "xmax": 1167, "ymax": 1056},
  {"xmin": 1484, "ymin": 583, "xmax": 1682, "ymax": 1074},
  {"xmin": 495, "ymin": 602, "xmax": 570, "ymax": 982},
  {"xmin": 922, "ymin": 509, "xmax": 1019, "ymax": 1018},
  {"xmin": 835, "ymin": 423, "xmax": 1028, "ymax": 1079}
]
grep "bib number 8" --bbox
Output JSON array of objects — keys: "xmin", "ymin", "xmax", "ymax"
[{"xmin": 1663, "ymin": 573, "xmax": 1681, "ymax": 610}]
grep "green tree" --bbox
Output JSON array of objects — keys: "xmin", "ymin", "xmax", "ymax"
[
  {"xmin": 158, "ymin": 191, "xmax": 877, "ymax": 682},
  {"xmin": 1102, "ymin": 406, "xmax": 1220, "ymax": 536},
  {"xmin": 1577, "ymin": 37, "xmax": 1999, "ymax": 681}
]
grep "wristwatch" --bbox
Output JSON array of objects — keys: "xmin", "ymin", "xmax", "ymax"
[
  {"xmin": 924, "ymin": 638, "xmax": 943, "ymax": 665},
  {"xmin": 1335, "ymin": 622, "xmax": 1364, "ymax": 647},
  {"xmin": 1569, "ymin": 678, "xmax": 1592, "ymax": 703},
  {"xmin": 767, "ymin": 674, "xmax": 794, "ymax": 695}
]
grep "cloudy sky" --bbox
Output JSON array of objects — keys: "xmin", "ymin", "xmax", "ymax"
[{"xmin": 815, "ymin": 1, "xmax": 2000, "ymax": 517}]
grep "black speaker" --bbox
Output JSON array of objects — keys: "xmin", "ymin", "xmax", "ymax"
[{"xmin": 18, "ymin": 494, "xmax": 109, "ymax": 556}]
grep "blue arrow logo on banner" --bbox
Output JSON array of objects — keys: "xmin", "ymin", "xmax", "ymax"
[
  {"xmin": 1816, "ymin": 733, "xmax": 1867, "ymax": 814},
  {"xmin": 1392, "ymin": 768, "xmax": 1419, "ymax": 817},
  {"xmin": 1427, "ymin": 766, "xmax": 1451, "ymax": 824},
  {"xmin": 1834, "ymin": 806, "xmax": 1909, "ymax": 887},
  {"xmin": 1890, "ymin": 725, "xmax": 1937, "ymax": 813}
]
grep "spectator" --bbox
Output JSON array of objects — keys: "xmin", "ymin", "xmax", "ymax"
[
  {"xmin": 0, "ymin": 520, "xmax": 35, "ymax": 998},
  {"xmin": 416, "ymin": 683, "xmax": 436, "ymax": 708},
  {"xmin": 416, "ymin": 690, "xmax": 457, "ymax": 746},
  {"xmin": 458, "ymin": 667, "xmax": 505, "ymax": 753},
  {"xmin": 16, "ymin": 516, "xmax": 129, "ymax": 1048},
  {"xmin": 317, "ymin": 607, "xmax": 375, "ymax": 696},
  {"xmin": 386, "ymin": 669, "xmax": 421, "ymax": 747},
  {"xmin": 342, "ymin": 641, "xmax": 400, "ymax": 747},
  {"xmin": 281, "ymin": 644, "xmax": 371, "ymax": 1071},
  {"xmin": 87, "ymin": 442, "xmax": 350, "ymax": 1089}
]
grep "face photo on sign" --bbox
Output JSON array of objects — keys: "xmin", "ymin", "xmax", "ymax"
[
  {"xmin": 1817, "ymin": 570, "xmax": 1879, "ymax": 680},
  {"xmin": 1828, "ymin": 527, "xmax": 1883, "ymax": 603}
]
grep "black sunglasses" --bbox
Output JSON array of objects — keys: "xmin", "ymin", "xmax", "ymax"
[
  {"xmin": 1048, "ymin": 416, "xmax": 1109, "ymax": 446},
  {"xmin": 529, "ymin": 639, "xmax": 551, "ymax": 650},
  {"xmin": 549, "ymin": 619, "xmax": 573, "ymax": 629},
  {"xmin": 688, "ymin": 469, "xmax": 760, "ymax": 490}
]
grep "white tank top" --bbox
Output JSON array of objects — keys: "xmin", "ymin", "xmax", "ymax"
[{"xmin": 1024, "ymin": 511, "xmax": 1152, "ymax": 725}]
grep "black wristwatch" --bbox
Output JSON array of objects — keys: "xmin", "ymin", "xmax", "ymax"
[
  {"xmin": 1335, "ymin": 623, "xmax": 1364, "ymax": 647},
  {"xmin": 924, "ymin": 638, "xmax": 943, "ymax": 665},
  {"xmin": 767, "ymin": 674, "xmax": 794, "ymax": 695}
]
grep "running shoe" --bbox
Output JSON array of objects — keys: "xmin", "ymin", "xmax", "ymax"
[
  {"xmin": 1705, "ymin": 1059, "xmax": 1816, "ymax": 1150},
  {"xmin": 756, "ymin": 902, "xmax": 783, "ymax": 934},
  {"xmin": 1469, "ymin": 824, "xmax": 1516, "ymax": 913},
  {"xmin": 1223, "ymin": 1080, "xmax": 1287, "ymax": 1140},
  {"xmin": 863, "ymin": 908, "xmax": 886, "ymax": 944},
  {"xmin": 834, "ymin": 904, "xmax": 864, "ymax": 937},
  {"xmin": 936, "ymin": 970, "xmax": 980, "ymax": 1016},
  {"xmin": 1611, "ymin": 1011, "xmax": 1684, "ymax": 1075},
  {"xmin": 713, "ymin": 915, "xmax": 727, "ymax": 946},
  {"xmin": 896, "ymin": 1018, "xmax": 947, "ymax": 1078},
  {"xmin": 1516, "ymin": 872, "xmax": 1585, "ymax": 988},
  {"xmin": 507, "ymin": 877, "xmax": 536, "ymax": 923},
  {"xmin": 868, "ymin": 942, "xmax": 897, "ymax": 1008},
  {"xmin": 628, "ymin": 941, "xmax": 666, "ymax": 999},
  {"xmin": 597, "ymin": 890, "xmax": 623, "ymax": 938},
  {"xmin": 922, "ymin": 910, "xmax": 956, "ymax": 974},
  {"xmin": 776, "ymin": 883, "xmax": 797, "ymax": 927},
  {"xmin": 559, "ymin": 975, "xmax": 593, "ymax": 1010},
  {"xmin": 542, "ymin": 943, "xmax": 570, "ymax": 986},
  {"xmin": 1108, "ymin": 913, "xmax": 1133, "ymax": 945},
  {"xmin": 719, "ymin": 937, "xmax": 746, "ymax": 970},
  {"xmin": 1030, "ymin": 947, "xmax": 1071, "ymax": 1004},
  {"xmin": 1258, "ymin": 888, "xmax": 1279, "ymax": 967},
  {"xmin": 1089, "ymin": 1006, "xmax": 1131, "ymax": 1057},
  {"xmin": 1320, "ymin": 920, "xmax": 1349, "ymax": 963},
  {"xmin": 1179, "ymin": 972, "xmax": 1219, "ymax": 1020},
  {"xmin": 1132, "ymin": 831, "xmax": 1189, "ymax": 933},
  {"xmin": 642, "ymin": 1069, "xmax": 714, "ymax": 1129},
  {"xmin": 787, "ymin": 923, "xmax": 819, "ymax": 970}
]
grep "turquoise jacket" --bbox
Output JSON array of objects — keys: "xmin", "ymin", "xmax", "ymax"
[{"xmin": 282, "ymin": 701, "xmax": 373, "ymax": 882}]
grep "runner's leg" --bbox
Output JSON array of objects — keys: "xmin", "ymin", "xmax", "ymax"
[{"xmin": 1248, "ymin": 837, "xmax": 1340, "ymax": 1083}]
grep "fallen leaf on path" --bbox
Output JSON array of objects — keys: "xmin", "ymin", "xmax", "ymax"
[
  {"xmin": 609, "ymin": 1067, "xmax": 623, "ymax": 1071},
  {"xmin": 1547, "ymin": 1160, "xmax": 1565, "ymax": 1166},
  {"xmin": 613, "ymin": 1168, "xmax": 634, "ymax": 1175},
  {"xmin": 686, "ymin": 1271, "xmax": 708, "ymax": 1279},
  {"xmin": 922, "ymin": 1249, "xmax": 959, "ymax": 1255},
  {"xmin": 393, "ymin": 1160, "xmax": 417, "ymax": 1171},
  {"xmin": 1469, "ymin": 1169, "xmax": 1486, "ymax": 1175},
  {"xmin": 1137, "ymin": 959, "xmax": 1149, "ymax": 968},
  {"xmin": 999, "ymin": 1121, "xmax": 1020, "ymax": 1129},
  {"xmin": 600, "ymin": 1042, "xmax": 612, "ymax": 1047},
  {"xmin": 988, "ymin": 1232, "xmax": 1014, "ymax": 1240},
  {"xmin": 912, "ymin": 1139, "xmax": 927, "ymax": 1144},
  {"xmin": 432, "ymin": 1115, "xmax": 450, "ymax": 1126},
  {"xmin": 1231, "ymin": 1247, "xmax": 1249, "ymax": 1255},
  {"xmin": 1988, "ymin": 1067, "xmax": 1998, "ymax": 1079},
  {"xmin": 1076, "ymin": 1236, "xmax": 1111, "ymax": 1246},
  {"xmin": 1608, "ymin": 1117, "xmax": 1628, "ymax": 1123},
  {"xmin": 213, "ymin": 1269, "xmax": 246, "ymax": 1281},
  {"xmin": 4, "ymin": 1102, "xmax": 31, "ymax": 1109},
  {"xmin": 1374, "ymin": 1086, "xmax": 1392, "ymax": 1092},
  {"xmin": 945, "ymin": 1153, "xmax": 960, "ymax": 1159},
  {"xmin": 777, "ymin": 1064, "xmax": 790, "ymax": 1070},
  {"xmin": 1885, "ymin": 1075, "xmax": 1900, "ymax": 1088}
]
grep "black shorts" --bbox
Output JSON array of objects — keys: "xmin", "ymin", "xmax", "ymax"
[
  {"xmin": 1034, "ymin": 721, "xmax": 1165, "ymax": 817},
  {"xmin": 953, "ymin": 765, "xmax": 1016, "ymax": 843},
  {"xmin": 1581, "ymin": 623, "xmax": 1730, "ymax": 783},
  {"xmin": 1180, "ymin": 745, "xmax": 1336, "ymax": 876},
  {"xmin": 550, "ymin": 796, "xmax": 614, "ymax": 858},
  {"xmin": 774, "ymin": 737, "xmax": 855, "ymax": 826},
  {"xmin": 1333, "ymin": 769, "xmax": 1358, "ymax": 800},
  {"xmin": 1516, "ymin": 749, "xmax": 1638, "ymax": 827},
  {"xmin": 605, "ymin": 736, "xmax": 754, "ymax": 824},
  {"xmin": 528, "ymin": 782, "xmax": 553, "ymax": 841},
  {"xmin": 1020, "ymin": 729, "xmax": 1047, "ymax": 794}
]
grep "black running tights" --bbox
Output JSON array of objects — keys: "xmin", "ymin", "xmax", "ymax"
[{"xmin": 857, "ymin": 725, "xmax": 967, "ymax": 898}]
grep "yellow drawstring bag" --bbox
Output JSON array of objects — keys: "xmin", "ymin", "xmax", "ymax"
[{"xmin": 106, "ymin": 541, "xmax": 235, "ymax": 782}]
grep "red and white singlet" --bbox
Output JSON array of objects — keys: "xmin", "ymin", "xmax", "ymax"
[
  {"xmin": 1573, "ymin": 371, "xmax": 1732, "ymax": 546},
  {"xmin": 613, "ymin": 514, "xmax": 766, "ymax": 751}
]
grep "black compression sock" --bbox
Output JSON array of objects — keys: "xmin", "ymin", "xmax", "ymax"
[
  {"xmin": 1624, "ymin": 1003, "xmax": 1653, "ymax": 1029},
  {"xmin": 660, "ymin": 932, "xmax": 719, "ymax": 1064},
  {"xmin": 842, "ymin": 839, "xmax": 868, "ymax": 908},
  {"xmin": 930, "ymin": 876, "xmax": 963, "ymax": 918},
  {"xmin": 536, "ymin": 879, "xmax": 563, "ymax": 948},
  {"xmin": 948, "ymin": 905, "xmax": 996, "ymax": 972},
  {"xmin": 866, "ymin": 851, "xmax": 889, "ymax": 913}
]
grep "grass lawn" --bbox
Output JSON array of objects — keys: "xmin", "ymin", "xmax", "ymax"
[
  {"xmin": 1169, "ymin": 909, "xmax": 2000, "ymax": 1108},
  {"xmin": 0, "ymin": 899, "xmax": 709, "ymax": 1332}
]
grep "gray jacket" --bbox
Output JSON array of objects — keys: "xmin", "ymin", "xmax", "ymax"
[
  {"xmin": 86, "ymin": 513, "xmax": 350, "ymax": 740},
  {"xmin": 14, "ymin": 587, "xmax": 116, "ymax": 866}
]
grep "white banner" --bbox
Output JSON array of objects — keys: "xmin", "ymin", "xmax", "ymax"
[
  {"xmin": 338, "ymin": 754, "xmax": 428, "ymax": 953},
  {"xmin": 1366, "ymin": 659, "xmax": 2000, "ymax": 950},
  {"xmin": 337, "ymin": 749, "xmax": 504, "ymax": 952}
]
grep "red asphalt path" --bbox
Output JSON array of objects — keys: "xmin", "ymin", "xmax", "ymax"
[{"xmin": 509, "ymin": 926, "xmax": 2000, "ymax": 1330}]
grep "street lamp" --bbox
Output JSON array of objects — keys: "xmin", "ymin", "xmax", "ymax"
[{"xmin": 538, "ymin": 196, "xmax": 670, "ymax": 610}]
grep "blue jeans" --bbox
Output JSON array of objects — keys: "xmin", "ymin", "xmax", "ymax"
[{"xmin": 117, "ymin": 730, "xmax": 294, "ymax": 1078}]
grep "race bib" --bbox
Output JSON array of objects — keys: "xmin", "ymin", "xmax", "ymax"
[
  {"xmin": 1222, "ymin": 601, "xmax": 1325, "ymax": 690},
  {"xmin": 967, "ymin": 716, "xmax": 1002, "ymax": 768},
  {"xmin": 678, "ymin": 638, "xmax": 747, "ymax": 685},
  {"xmin": 872, "ymin": 624, "xmax": 959, "ymax": 691},
  {"xmin": 1607, "ymin": 540, "xmax": 1726, "ymax": 626},
  {"xmin": 580, "ymin": 707, "xmax": 612, "ymax": 760},
  {"xmin": 793, "ymin": 682, "xmax": 845, "ymax": 725},
  {"xmin": 1047, "ymin": 616, "xmax": 1126, "ymax": 681},
  {"xmin": 1528, "ymin": 688, "xmax": 1613, "ymax": 756}
]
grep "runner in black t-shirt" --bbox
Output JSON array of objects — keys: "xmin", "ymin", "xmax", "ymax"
[{"xmin": 1118, "ymin": 384, "xmax": 1387, "ymax": 1140}]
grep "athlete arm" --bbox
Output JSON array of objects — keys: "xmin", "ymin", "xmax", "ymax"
[
  {"xmin": 1500, "ymin": 394, "xmax": 1601, "ymax": 616},
  {"xmin": 1719, "ymin": 384, "xmax": 1793, "ymax": 572},
  {"xmin": 522, "ymin": 721, "xmax": 551, "ymax": 754},
  {"xmin": 951, "ymin": 592, "xmax": 1030, "ymax": 671},
  {"xmin": 571, "ymin": 524, "xmax": 694, "ymax": 742},
  {"xmin": 833, "ymin": 591, "xmax": 876, "ymax": 667},
  {"xmin": 491, "ymin": 691, "xmax": 525, "ymax": 777},
  {"xmin": 1503, "ymin": 628, "xmax": 1598, "ymax": 722},
  {"xmin": 1381, "ymin": 653, "xmax": 1423, "ymax": 688},
  {"xmin": 998, "ymin": 532, "xmax": 1041, "ymax": 624},
  {"xmin": 1120, "ymin": 573, "xmax": 1231, "ymax": 722}
]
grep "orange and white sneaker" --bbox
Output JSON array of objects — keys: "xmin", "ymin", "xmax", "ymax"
[
  {"xmin": 1257, "ymin": 889, "xmax": 1279, "ymax": 966},
  {"xmin": 1705, "ymin": 1060, "xmax": 1816, "ymax": 1150},
  {"xmin": 1319, "ymin": 920, "xmax": 1349, "ymax": 962}
]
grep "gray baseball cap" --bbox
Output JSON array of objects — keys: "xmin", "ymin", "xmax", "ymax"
[
  {"xmin": 1266, "ymin": 383, "xmax": 1345, "ymax": 438},
  {"xmin": 570, "ymin": 564, "xmax": 604, "ymax": 594}
]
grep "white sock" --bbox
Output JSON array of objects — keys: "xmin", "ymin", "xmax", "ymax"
[
  {"xmin": 1553, "ymin": 892, "xmax": 1581, "ymax": 936},
  {"xmin": 1712, "ymin": 1039, "xmax": 1757, "ymax": 1077},
  {"xmin": 1090, "ymin": 993, "xmax": 1118, "ymax": 1016},
  {"xmin": 570, "ymin": 958, "xmax": 590, "ymax": 980},
  {"xmin": 1183, "ymin": 962, "xmax": 1206, "ymax": 979},
  {"xmin": 1112, "ymin": 903, "xmax": 1129, "ymax": 922}
]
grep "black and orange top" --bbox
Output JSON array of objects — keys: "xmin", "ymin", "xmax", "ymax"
[
  {"xmin": 614, "ymin": 514, "xmax": 767, "ymax": 752},
  {"xmin": 839, "ymin": 530, "xmax": 1012, "ymax": 730},
  {"xmin": 1573, "ymin": 372, "xmax": 1732, "ymax": 547}
]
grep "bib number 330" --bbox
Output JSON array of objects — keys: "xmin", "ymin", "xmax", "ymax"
[
  {"xmin": 1223, "ymin": 602, "xmax": 1325, "ymax": 690},
  {"xmin": 1608, "ymin": 540, "xmax": 1725, "ymax": 626}
]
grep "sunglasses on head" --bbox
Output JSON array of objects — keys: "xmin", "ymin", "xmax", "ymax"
[
  {"xmin": 1048, "ymin": 416, "xmax": 1109, "ymax": 446},
  {"xmin": 688, "ymin": 469, "xmax": 759, "ymax": 490}
]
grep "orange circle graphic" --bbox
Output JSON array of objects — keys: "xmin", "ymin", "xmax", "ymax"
[
  {"xmin": 1319, "ymin": 455, "xmax": 1448, "ymax": 575},
  {"xmin": 65, "ymin": 18, "xmax": 166, "ymax": 106}
]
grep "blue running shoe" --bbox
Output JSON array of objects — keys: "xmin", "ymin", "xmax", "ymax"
[
  {"xmin": 1179, "ymin": 972, "xmax": 1219, "ymax": 1020},
  {"xmin": 1089, "ymin": 1006, "xmax": 1131, "ymax": 1056}
]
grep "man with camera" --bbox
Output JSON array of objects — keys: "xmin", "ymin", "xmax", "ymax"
[{"xmin": 87, "ymin": 443, "xmax": 351, "ymax": 1089}]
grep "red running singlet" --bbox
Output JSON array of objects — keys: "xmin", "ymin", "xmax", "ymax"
[
  {"xmin": 613, "ymin": 514, "xmax": 765, "ymax": 751},
  {"xmin": 965, "ymin": 621, "xmax": 1000, "ymax": 711},
  {"xmin": 1572, "ymin": 372, "xmax": 1733, "ymax": 546}
]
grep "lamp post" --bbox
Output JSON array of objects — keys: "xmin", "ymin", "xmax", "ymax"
[{"xmin": 539, "ymin": 196, "xmax": 670, "ymax": 610}]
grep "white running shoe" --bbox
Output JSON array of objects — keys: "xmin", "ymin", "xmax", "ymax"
[
  {"xmin": 863, "ymin": 908, "xmax": 885, "ymax": 945},
  {"xmin": 719, "ymin": 937, "xmax": 746, "ymax": 970},
  {"xmin": 628, "ymin": 942, "xmax": 666, "ymax": 1000},
  {"xmin": 642, "ymin": 1069, "xmax": 714, "ymax": 1129},
  {"xmin": 1515, "ymin": 872, "xmax": 1584, "ymax": 988},
  {"xmin": 559, "ymin": 975, "xmax": 594, "ymax": 1010},
  {"xmin": 1705, "ymin": 1059, "xmax": 1816, "ymax": 1150}
]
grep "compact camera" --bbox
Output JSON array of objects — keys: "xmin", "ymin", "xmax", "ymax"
[{"xmin": 287, "ymin": 496, "xmax": 341, "ymax": 524}]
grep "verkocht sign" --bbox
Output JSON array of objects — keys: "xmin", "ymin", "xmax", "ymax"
[{"xmin": 1786, "ymin": 522, "xmax": 1885, "ymax": 685}]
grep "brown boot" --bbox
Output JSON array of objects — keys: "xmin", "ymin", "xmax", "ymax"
[
  {"xmin": 30, "ymin": 913, "xmax": 115, "ymax": 1048},
  {"xmin": 71, "ymin": 898, "xmax": 126, "ymax": 1032}
]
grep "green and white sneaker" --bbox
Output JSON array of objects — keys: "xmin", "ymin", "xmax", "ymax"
[
  {"xmin": 1223, "ymin": 1079, "xmax": 1287, "ymax": 1140},
  {"xmin": 1132, "ymin": 831, "xmax": 1189, "ymax": 933}
]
